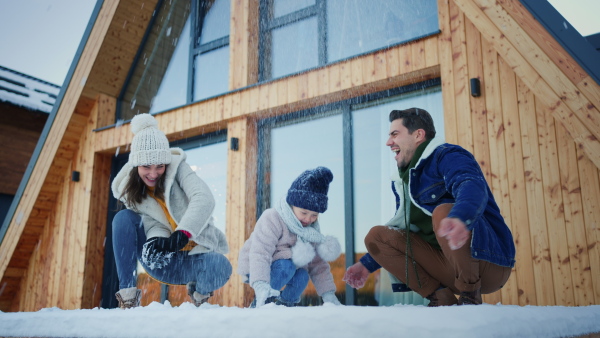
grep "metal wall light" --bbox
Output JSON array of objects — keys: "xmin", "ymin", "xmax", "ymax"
[
  {"xmin": 470, "ymin": 78, "xmax": 481, "ymax": 97},
  {"xmin": 230, "ymin": 137, "xmax": 239, "ymax": 151}
]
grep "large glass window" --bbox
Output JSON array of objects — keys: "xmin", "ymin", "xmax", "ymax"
[
  {"xmin": 258, "ymin": 81, "xmax": 442, "ymax": 306},
  {"xmin": 117, "ymin": 0, "xmax": 230, "ymax": 122},
  {"xmin": 150, "ymin": 18, "xmax": 192, "ymax": 114},
  {"xmin": 119, "ymin": 0, "xmax": 192, "ymax": 121},
  {"xmin": 193, "ymin": 45, "xmax": 230, "ymax": 100},
  {"xmin": 260, "ymin": 0, "xmax": 439, "ymax": 80},
  {"xmin": 193, "ymin": 0, "xmax": 230, "ymax": 101},
  {"xmin": 327, "ymin": 0, "xmax": 439, "ymax": 63},
  {"xmin": 271, "ymin": 17, "xmax": 319, "ymax": 78},
  {"xmin": 180, "ymin": 136, "xmax": 228, "ymax": 233}
]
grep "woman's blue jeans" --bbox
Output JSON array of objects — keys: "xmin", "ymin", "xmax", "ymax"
[
  {"xmin": 269, "ymin": 259, "xmax": 309, "ymax": 304},
  {"xmin": 112, "ymin": 209, "xmax": 232, "ymax": 295}
]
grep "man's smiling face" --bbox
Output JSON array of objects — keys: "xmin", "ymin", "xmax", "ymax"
[{"xmin": 386, "ymin": 118, "xmax": 423, "ymax": 169}]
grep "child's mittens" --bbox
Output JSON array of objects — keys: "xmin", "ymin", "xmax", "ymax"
[
  {"xmin": 291, "ymin": 239, "xmax": 316, "ymax": 267},
  {"xmin": 321, "ymin": 291, "xmax": 341, "ymax": 305},
  {"xmin": 252, "ymin": 281, "xmax": 280, "ymax": 307},
  {"xmin": 317, "ymin": 235, "xmax": 341, "ymax": 262}
]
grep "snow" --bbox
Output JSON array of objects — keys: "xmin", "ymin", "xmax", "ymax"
[
  {"xmin": 0, "ymin": 66, "xmax": 60, "ymax": 113},
  {"xmin": 0, "ymin": 301, "xmax": 599, "ymax": 338}
]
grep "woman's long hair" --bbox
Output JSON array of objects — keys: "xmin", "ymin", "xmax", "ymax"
[{"xmin": 120, "ymin": 166, "xmax": 167, "ymax": 209}]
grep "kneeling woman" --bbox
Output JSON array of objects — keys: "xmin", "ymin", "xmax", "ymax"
[{"xmin": 111, "ymin": 114, "xmax": 231, "ymax": 309}]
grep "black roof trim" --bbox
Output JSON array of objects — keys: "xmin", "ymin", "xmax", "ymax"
[{"xmin": 586, "ymin": 32, "xmax": 600, "ymax": 52}]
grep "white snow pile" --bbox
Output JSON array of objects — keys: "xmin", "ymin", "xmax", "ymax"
[{"xmin": 0, "ymin": 301, "xmax": 599, "ymax": 338}]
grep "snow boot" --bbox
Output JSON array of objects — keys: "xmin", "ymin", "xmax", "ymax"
[
  {"xmin": 274, "ymin": 298, "xmax": 298, "ymax": 307},
  {"xmin": 186, "ymin": 282, "xmax": 213, "ymax": 306},
  {"xmin": 458, "ymin": 289, "xmax": 482, "ymax": 305},
  {"xmin": 115, "ymin": 287, "xmax": 142, "ymax": 309},
  {"xmin": 426, "ymin": 287, "xmax": 458, "ymax": 307}
]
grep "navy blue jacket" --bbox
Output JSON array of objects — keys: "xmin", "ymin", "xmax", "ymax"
[{"xmin": 361, "ymin": 140, "xmax": 516, "ymax": 272}]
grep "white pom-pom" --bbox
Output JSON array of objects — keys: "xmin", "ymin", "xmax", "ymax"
[
  {"xmin": 317, "ymin": 235, "xmax": 341, "ymax": 262},
  {"xmin": 291, "ymin": 239, "xmax": 316, "ymax": 267},
  {"xmin": 131, "ymin": 114, "xmax": 158, "ymax": 135}
]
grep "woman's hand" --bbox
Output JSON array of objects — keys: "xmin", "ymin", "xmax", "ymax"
[{"xmin": 140, "ymin": 231, "xmax": 190, "ymax": 269}]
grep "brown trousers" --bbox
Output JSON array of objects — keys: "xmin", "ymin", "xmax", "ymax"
[{"xmin": 365, "ymin": 203, "xmax": 511, "ymax": 298}]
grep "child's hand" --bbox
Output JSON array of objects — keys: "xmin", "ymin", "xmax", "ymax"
[
  {"xmin": 322, "ymin": 291, "xmax": 341, "ymax": 305},
  {"xmin": 252, "ymin": 281, "xmax": 280, "ymax": 307},
  {"xmin": 342, "ymin": 262, "xmax": 370, "ymax": 289}
]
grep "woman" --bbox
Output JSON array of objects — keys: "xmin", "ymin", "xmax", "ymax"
[{"xmin": 111, "ymin": 113, "xmax": 231, "ymax": 309}]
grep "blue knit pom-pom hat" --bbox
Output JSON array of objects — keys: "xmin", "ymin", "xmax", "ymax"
[{"xmin": 286, "ymin": 166, "xmax": 333, "ymax": 213}]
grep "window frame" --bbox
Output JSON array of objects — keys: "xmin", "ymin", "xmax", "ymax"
[
  {"xmin": 189, "ymin": 0, "xmax": 231, "ymax": 102},
  {"xmin": 258, "ymin": 0, "xmax": 441, "ymax": 81}
]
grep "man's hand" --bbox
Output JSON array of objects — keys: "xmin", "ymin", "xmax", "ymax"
[
  {"xmin": 438, "ymin": 217, "xmax": 470, "ymax": 250},
  {"xmin": 342, "ymin": 262, "xmax": 370, "ymax": 289}
]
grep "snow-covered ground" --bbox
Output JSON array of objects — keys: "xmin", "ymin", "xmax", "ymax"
[{"xmin": 0, "ymin": 301, "xmax": 599, "ymax": 338}]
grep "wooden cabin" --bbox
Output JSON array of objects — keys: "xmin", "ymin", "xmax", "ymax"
[
  {"xmin": 0, "ymin": 65, "xmax": 58, "ymax": 236},
  {"xmin": 0, "ymin": 0, "xmax": 599, "ymax": 311}
]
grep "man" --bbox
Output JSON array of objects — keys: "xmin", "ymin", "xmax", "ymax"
[{"xmin": 343, "ymin": 108, "xmax": 515, "ymax": 306}]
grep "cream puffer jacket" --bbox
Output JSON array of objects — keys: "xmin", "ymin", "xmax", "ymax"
[{"xmin": 111, "ymin": 147, "xmax": 228, "ymax": 255}]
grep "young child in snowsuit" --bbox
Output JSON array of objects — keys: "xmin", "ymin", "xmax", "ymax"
[{"xmin": 237, "ymin": 167, "xmax": 342, "ymax": 307}]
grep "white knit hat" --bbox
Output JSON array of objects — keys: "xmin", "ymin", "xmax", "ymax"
[{"xmin": 128, "ymin": 114, "xmax": 172, "ymax": 166}]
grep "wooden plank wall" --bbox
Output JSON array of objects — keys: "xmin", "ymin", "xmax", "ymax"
[
  {"xmin": 224, "ymin": 117, "xmax": 258, "ymax": 307},
  {"xmin": 14, "ymin": 109, "xmax": 90, "ymax": 310},
  {"xmin": 444, "ymin": 0, "xmax": 600, "ymax": 306}
]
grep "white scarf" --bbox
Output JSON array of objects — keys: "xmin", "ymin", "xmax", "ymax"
[{"xmin": 275, "ymin": 196, "xmax": 326, "ymax": 244}]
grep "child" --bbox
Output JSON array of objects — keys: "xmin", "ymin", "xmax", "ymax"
[
  {"xmin": 111, "ymin": 113, "xmax": 231, "ymax": 308},
  {"xmin": 237, "ymin": 166, "xmax": 342, "ymax": 307}
]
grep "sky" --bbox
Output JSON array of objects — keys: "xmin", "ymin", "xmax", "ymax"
[
  {"xmin": 0, "ymin": 301, "xmax": 599, "ymax": 337},
  {"xmin": 0, "ymin": 0, "xmax": 599, "ymax": 86}
]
